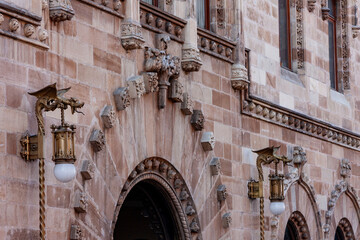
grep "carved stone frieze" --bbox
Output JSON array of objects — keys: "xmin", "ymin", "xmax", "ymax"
[
  {"xmin": 100, "ymin": 105, "xmax": 116, "ymax": 129},
  {"xmin": 231, "ymin": 63, "xmax": 249, "ymax": 90},
  {"xmin": 127, "ymin": 75, "xmax": 146, "ymax": 98},
  {"xmin": 209, "ymin": 157, "xmax": 221, "ymax": 175},
  {"xmin": 70, "ymin": 224, "xmax": 82, "ymax": 240},
  {"xmin": 181, "ymin": 47, "xmax": 203, "ymax": 72},
  {"xmin": 201, "ymin": 132, "xmax": 215, "ymax": 151},
  {"xmin": 121, "ymin": 21, "xmax": 145, "ymax": 50},
  {"xmin": 74, "ymin": 190, "xmax": 88, "ymax": 213},
  {"xmin": 38, "ymin": 28, "xmax": 49, "ymax": 42},
  {"xmin": 168, "ymin": 79, "xmax": 184, "ymax": 102},
  {"xmin": 217, "ymin": 184, "xmax": 227, "ymax": 202},
  {"xmin": 190, "ymin": 110, "xmax": 205, "ymax": 131},
  {"xmin": 307, "ymin": 0, "xmax": 316, "ymax": 12},
  {"xmin": 89, "ymin": 129, "xmax": 105, "ymax": 152},
  {"xmin": 113, "ymin": 87, "xmax": 130, "ymax": 111},
  {"xmin": 80, "ymin": 160, "xmax": 95, "ymax": 180},
  {"xmin": 340, "ymin": 158, "xmax": 351, "ymax": 179},
  {"xmin": 49, "ymin": 0, "xmax": 75, "ymax": 22},
  {"xmin": 181, "ymin": 93, "xmax": 194, "ymax": 115},
  {"xmin": 142, "ymin": 72, "xmax": 159, "ymax": 93},
  {"xmin": 222, "ymin": 212, "xmax": 232, "ymax": 228}
]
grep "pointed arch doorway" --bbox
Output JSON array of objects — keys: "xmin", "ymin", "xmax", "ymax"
[{"xmin": 111, "ymin": 157, "xmax": 202, "ymax": 240}]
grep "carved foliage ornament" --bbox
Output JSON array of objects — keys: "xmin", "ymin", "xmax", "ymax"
[
  {"xmin": 113, "ymin": 158, "xmax": 203, "ymax": 240},
  {"xmin": 100, "ymin": 105, "xmax": 116, "ymax": 129},
  {"xmin": 89, "ymin": 129, "xmax": 105, "ymax": 152},
  {"xmin": 181, "ymin": 47, "xmax": 203, "ymax": 72},
  {"xmin": 49, "ymin": 0, "xmax": 75, "ymax": 22},
  {"xmin": 113, "ymin": 87, "xmax": 130, "ymax": 111},
  {"xmin": 231, "ymin": 63, "xmax": 249, "ymax": 90},
  {"xmin": 121, "ymin": 22, "xmax": 145, "ymax": 50}
]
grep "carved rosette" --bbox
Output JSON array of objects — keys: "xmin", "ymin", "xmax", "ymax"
[
  {"xmin": 231, "ymin": 63, "xmax": 249, "ymax": 90},
  {"xmin": 113, "ymin": 87, "xmax": 130, "ymax": 111},
  {"xmin": 70, "ymin": 224, "xmax": 82, "ymax": 240},
  {"xmin": 190, "ymin": 110, "xmax": 205, "ymax": 131},
  {"xmin": 209, "ymin": 157, "xmax": 221, "ymax": 175},
  {"xmin": 143, "ymin": 72, "xmax": 159, "ymax": 93},
  {"xmin": 181, "ymin": 47, "xmax": 203, "ymax": 72},
  {"xmin": 80, "ymin": 160, "xmax": 95, "ymax": 180},
  {"xmin": 121, "ymin": 22, "xmax": 145, "ymax": 50},
  {"xmin": 181, "ymin": 93, "xmax": 194, "ymax": 115},
  {"xmin": 201, "ymin": 132, "xmax": 215, "ymax": 151},
  {"xmin": 127, "ymin": 75, "xmax": 146, "ymax": 98},
  {"xmin": 100, "ymin": 105, "xmax": 116, "ymax": 129},
  {"xmin": 74, "ymin": 190, "xmax": 88, "ymax": 213},
  {"xmin": 49, "ymin": 0, "xmax": 75, "ymax": 22},
  {"xmin": 113, "ymin": 158, "xmax": 203, "ymax": 239},
  {"xmin": 89, "ymin": 129, "xmax": 105, "ymax": 152}
]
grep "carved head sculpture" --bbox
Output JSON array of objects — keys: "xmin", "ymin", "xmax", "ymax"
[
  {"xmin": 157, "ymin": 34, "xmax": 171, "ymax": 51},
  {"xmin": 293, "ymin": 146, "xmax": 306, "ymax": 165},
  {"xmin": 340, "ymin": 158, "xmax": 351, "ymax": 179}
]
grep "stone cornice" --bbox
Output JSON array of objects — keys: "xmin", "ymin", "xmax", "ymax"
[
  {"xmin": 140, "ymin": 2, "xmax": 186, "ymax": 43},
  {"xmin": 77, "ymin": 0, "xmax": 124, "ymax": 19},
  {"xmin": 197, "ymin": 27, "xmax": 236, "ymax": 63}
]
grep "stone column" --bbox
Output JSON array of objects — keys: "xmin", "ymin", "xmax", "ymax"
[
  {"xmin": 121, "ymin": 0, "xmax": 145, "ymax": 51},
  {"xmin": 181, "ymin": 0, "xmax": 202, "ymax": 72}
]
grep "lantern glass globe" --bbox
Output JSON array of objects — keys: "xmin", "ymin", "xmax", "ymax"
[
  {"xmin": 53, "ymin": 163, "xmax": 76, "ymax": 183},
  {"xmin": 269, "ymin": 201, "xmax": 285, "ymax": 216}
]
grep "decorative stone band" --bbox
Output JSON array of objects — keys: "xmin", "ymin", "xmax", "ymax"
[
  {"xmin": 77, "ymin": 0, "xmax": 124, "ymax": 18},
  {"xmin": 0, "ymin": 2, "xmax": 48, "ymax": 49},
  {"xmin": 242, "ymin": 96, "xmax": 360, "ymax": 151},
  {"xmin": 140, "ymin": 2, "xmax": 186, "ymax": 43},
  {"xmin": 197, "ymin": 28, "xmax": 236, "ymax": 63}
]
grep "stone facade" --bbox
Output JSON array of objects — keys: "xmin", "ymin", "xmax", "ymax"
[{"xmin": 0, "ymin": 0, "xmax": 360, "ymax": 239}]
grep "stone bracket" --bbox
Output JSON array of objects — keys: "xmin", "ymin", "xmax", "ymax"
[
  {"xmin": 201, "ymin": 132, "xmax": 215, "ymax": 151},
  {"xmin": 49, "ymin": 0, "xmax": 75, "ymax": 22},
  {"xmin": 89, "ymin": 129, "xmax": 105, "ymax": 152},
  {"xmin": 121, "ymin": 21, "xmax": 145, "ymax": 51}
]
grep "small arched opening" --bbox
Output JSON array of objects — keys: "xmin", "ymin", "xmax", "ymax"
[{"xmin": 334, "ymin": 218, "xmax": 355, "ymax": 240}]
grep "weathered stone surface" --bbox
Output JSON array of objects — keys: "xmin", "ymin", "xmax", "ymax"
[
  {"xmin": 113, "ymin": 87, "xmax": 130, "ymax": 111},
  {"xmin": 89, "ymin": 129, "xmax": 105, "ymax": 152},
  {"xmin": 100, "ymin": 105, "xmax": 116, "ymax": 128},
  {"xmin": 80, "ymin": 160, "xmax": 95, "ymax": 180},
  {"xmin": 217, "ymin": 184, "xmax": 227, "ymax": 202},
  {"xmin": 181, "ymin": 93, "xmax": 194, "ymax": 115},
  {"xmin": 126, "ymin": 75, "xmax": 145, "ymax": 98},
  {"xmin": 73, "ymin": 190, "xmax": 88, "ymax": 213},
  {"xmin": 120, "ymin": 21, "xmax": 145, "ymax": 50},
  {"xmin": 209, "ymin": 157, "xmax": 221, "ymax": 175},
  {"xmin": 201, "ymin": 132, "xmax": 215, "ymax": 151},
  {"xmin": 190, "ymin": 110, "xmax": 204, "ymax": 131}
]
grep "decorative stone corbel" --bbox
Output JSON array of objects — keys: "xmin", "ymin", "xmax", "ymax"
[
  {"xmin": 222, "ymin": 212, "xmax": 232, "ymax": 228},
  {"xmin": 190, "ymin": 110, "xmax": 204, "ymax": 131},
  {"xmin": 100, "ymin": 105, "xmax": 116, "ymax": 129},
  {"xmin": 284, "ymin": 146, "xmax": 307, "ymax": 194},
  {"xmin": 74, "ymin": 190, "xmax": 88, "ymax": 213},
  {"xmin": 121, "ymin": 20, "xmax": 145, "ymax": 50},
  {"xmin": 352, "ymin": 25, "xmax": 360, "ymax": 38},
  {"xmin": 181, "ymin": 46, "xmax": 202, "ymax": 72},
  {"xmin": 307, "ymin": 0, "xmax": 316, "ymax": 12},
  {"xmin": 142, "ymin": 72, "xmax": 159, "ymax": 93},
  {"xmin": 89, "ymin": 129, "xmax": 105, "ymax": 152},
  {"xmin": 321, "ymin": 0, "xmax": 330, "ymax": 20},
  {"xmin": 231, "ymin": 63, "xmax": 249, "ymax": 90},
  {"xmin": 190, "ymin": 219, "xmax": 200, "ymax": 233},
  {"xmin": 127, "ymin": 75, "xmax": 146, "ymax": 98},
  {"xmin": 80, "ymin": 160, "xmax": 95, "ymax": 180},
  {"xmin": 181, "ymin": 93, "xmax": 194, "ymax": 115},
  {"xmin": 70, "ymin": 224, "xmax": 82, "ymax": 240},
  {"xmin": 340, "ymin": 158, "xmax": 351, "ymax": 179},
  {"xmin": 201, "ymin": 132, "xmax": 215, "ymax": 151},
  {"xmin": 113, "ymin": 87, "xmax": 130, "ymax": 111},
  {"xmin": 217, "ymin": 184, "xmax": 227, "ymax": 202},
  {"xmin": 49, "ymin": 0, "xmax": 75, "ymax": 22},
  {"xmin": 168, "ymin": 79, "xmax": 184, "ymax": 102},
  {"xmin": 209, "ymin": 157, "xmax": 221, "ymax": 175}
]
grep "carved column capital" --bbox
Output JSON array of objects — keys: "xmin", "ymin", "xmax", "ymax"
[
  {"xmin": 181, "ymin": 46, "xmax": 202, "ymax": 72},
  {"xmin": 121, "ymin": 21, "xmax": 145, "ymax": 50},
  {"xmin": 231, "ymin": 63, "xmax": 249, "ymax": 90},
  {"xmin": 49, "ymin": 0, "xmax": 75, "ymax": 22}
]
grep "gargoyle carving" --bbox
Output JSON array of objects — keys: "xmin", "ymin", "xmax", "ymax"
[
  {"xmin": 28, "ymin": 83, "xmax": 84, "ymax": 136},
  {"xmin": 144, "ymin": 34, "xmax": 181, "ymax": 109}
]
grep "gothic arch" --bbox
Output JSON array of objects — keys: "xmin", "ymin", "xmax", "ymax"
[
  {"xmin": 111, "ymin": 157, "xmax": 203, "ymax": 240},
  {"xmin": 335, "ymin": 218, "xmax": 355, "ymax": 240},
  {"xmin": 284, "ymin": 211, "xmax": 311, "ymax": 239}
]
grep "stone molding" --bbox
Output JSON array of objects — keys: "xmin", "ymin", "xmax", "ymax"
[
  {"xmin": 0, "ymin": 2, "xmax": 48, "ymax": 49},
  {"xmin": 287, "ymin": 211, "xmax": 311, "ymax": 239},
  {"xmin": 181, "ymin": 93, "xmax": 194, "ymax": 115},
  {"xmin": 111, "ymin": 157, "xmax": 203, "ymax": 240},
  {"xmin": 140, "ymin": 1, "xmax": 186, "ymax": 43},
  {"xmin": 49, "ymin": 0, "xmax": 75, "ymax": 22},
  {"xmin": 197, "ymin": 27, "xmax": 236, "ymax": 63},
  {"xmin": 73, "ymin": 190, "xmax": 88, "ymax": 213},
  {"xmin": 190, "ymin": 110, "xmax": 205, "ymax": 131},
  {"xmin": 120, "ymin": 21, "xmax": 145, "ymax": 51},
  {"xmin": 126, "ymin": 75, "xmax": 146, "ymax": 98},
  {"xmin": 77, "ymin": 0, "xmax": 124, "ymax": 18},
  {"xmin": 181, "ymin": 46, "xmax": 203, "ymax": 72},
  {"xmin": 217, "ymin": 184, "xmax": 227, "ymax": 202},
  {"xmin": 335, "ymin": 218, "xmax": 355, "ymax": 240},
  {"xmin": 80, "ymin": 159, "xmax": 95, "ymax": 180}
]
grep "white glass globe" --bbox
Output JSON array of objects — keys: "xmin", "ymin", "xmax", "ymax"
[
  {"xmin": 53, "ymin": 163, "xmax": 76, "ymax": 183},
  {"xmin": 269, "ymin": 201, "xmax": 285, "ymax": 216}
]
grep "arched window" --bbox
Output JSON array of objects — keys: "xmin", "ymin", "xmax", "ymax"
[
  {"xmin": 142, "ymin": 0, "xmax": 158, "ymax": 7},
  {"xmin": 334, "ymin": 226, "xmax": 345, "ymax": 240},
  {"xmin": 279, "ymin": 0, "xmax": 292, "ymax": 70},
  {"xmin": 197, "ymin": 0, "xmax": 210, "ymax": 30},
  {"xmin": 334, "ymin": 218, "xmax": 355, "ymax": 240},
  {"xmin": 328, "ymin": 0, "xmax": 338, "ymax": 90},
  {"xmin": 284, "ymin": 220, "xmax": 299, "ymax": 240},
  {"xmin": 283, "ymin": 211, "xmax": 311, "ymax": 240}
]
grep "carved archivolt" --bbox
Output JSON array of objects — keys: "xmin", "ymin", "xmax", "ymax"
[
  {"xmin": 335, "ymin": 218, "xmax": 356, "ymax": 240},
  {"xmin": 287, "ymin": 211, "xmax": 312, "ymax": 239},
  {"xmin": 111, "ymin": 157, "xmax": 203, "ymax": 240}
]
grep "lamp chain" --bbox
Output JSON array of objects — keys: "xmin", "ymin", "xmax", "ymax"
[
  {"xmin": 39, "ymin": 158, "xmax": 46, "ymax": 240},
  {"xmin": 260, "ymin": 196, "xmax": 265, "ymax": 240}
]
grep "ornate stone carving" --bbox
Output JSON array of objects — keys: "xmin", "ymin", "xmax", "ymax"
[
  {"xmin": 42, "ymin": 0, "xmax": 49, "ymax": 9},
  {"xmin": 287, "ymin": 212, "xmax": 311, "ymax": 240},
  {"xmin": 70, "ymin": 224, "xmax": 82, "ymax": 240},
  {"xmin": 49, "ymin": 0, "xmax": 75, "ymax": 22},
  {"xmin": 121, "ymin": 21, "xmax": 145, "ymax": 50},
  {"xmin": 168, "ymin": 79, "xmax": 184, "ymax": 102},
  {"xmin": 340, "ymin": 0, "xmax": 350, "ymax": 90},
  {"xmin": 270, "ymin": 216, "xmax": 279, "ymax": 240},
  {"xmin": 293, "ymin": 146, "xmax": 306, "ymax": 165},
  {"xmin": 127, "ymin": 75, "xmax": 145, "ymax": 98},
  {"xmin": 222, "ymin": 212, "xmax": 232, "ymax": 228},
  {"xmin": 144, "ymin": 34, "xmax": 181, "ymax": 109},
  {"xmin": 113, "ymin": 87, "xmax": 130, "ymax": 111},
  {"xmin": 217, "ymin": 0, "xmax": 225, "ymax": 28},
  {"xmin": 190, "ymin": 219, "xmax": 200, "ymax": 233},
  {"xmin": 284, "ymin": 146, "xmax": 308, "ymax": 194},
  {"xmin": 38, "ymin": 28, "xmax": 48, "ymax": 42},
  {"xmin": 80, "ymin": 160, "xmax": 95, "ymax": 180},
  {"xmin": 217, "ymin": 184, "xmax": 227, "ymax": 202},
  {"xmin": 181, "ymin": 93, "xmax": 194, "ymax": 115},
  {"xmin": 181, "ymin": 47, "xmax": 202, "ymax": 72},
  {"xmin": 100, "ymin": 105, "xmax": 116, "ymax": 129},
  {"xmin": 201, "ymin": 132, "xmax": 215, "ymax": 151},
  {"xmin": 9, "ymin": 18, "xmax": 20, "ymax": 32},
  {"xmin": 321, "ymin": 6, "xmax": 330, "ymax": 20},
  {"xmin": 89, "ymin": 129, "xmax": 105, "ymax": 152},
  {"xmin": 74, "ymin": 191, "xmax": 88, "ymax": 213},
  {"xmin": 209, "ymin": 157, "xmax": 221, "ymax": 176},
  {"xmin": 24, "ymin": 24, "xmax": 35, "ymax": 37},
  {"xmin": 142, "ymin": 72, "xmax": 159, "ymax": 93},
  {"xmin": 296, "ymin": 0, "xmax": 305, "ymax": 70},
  {"xmin": 340, "ymin": 158, "xmax": 351, "ymax": 179},
  {"xmin": 113, "ymin": 0, "xmax": 121, "ymax": 11},
  {"xmin": 352, "ymin": 25, "xmax": 360, "ymax": 38},
  {"xmin": 190, "ymin": 110, "xmax": 204, "ymax": 131},
  {"xmin": 307, "ymin": 0, "xmax": 316, "ymax": 12},
  {"xmin": 231, "ymin": 63, "xmax": 249, "ymax": 90},
  {"xmin": 179, "ymin": 188, "xmax": 189, "ymax": 201},
  {"xmin": 185, "ymin": 202, "xmax": 196, "ymax": 216}
]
